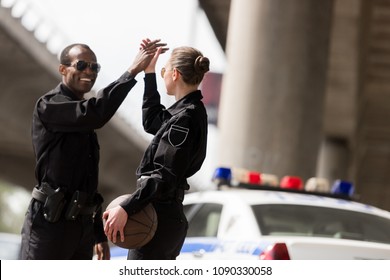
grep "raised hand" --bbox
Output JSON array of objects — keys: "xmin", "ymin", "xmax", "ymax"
[
  {"xmin": 144, "ymin": 46, "xmax": 164, "ymax": 74},
  {"xmin": 128, "ymin": 39, "xmax": 168, "ymax": 76}
]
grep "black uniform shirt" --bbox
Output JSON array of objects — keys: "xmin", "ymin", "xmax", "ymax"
[
  {"xmin": 32, "ymin": 71, "xmax": 136, "ymax": 243},
  {"xmin": 121, "ymin": 73, "xmax": 208, "ymax": 215}
]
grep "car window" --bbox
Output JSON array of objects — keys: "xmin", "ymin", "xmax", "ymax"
[
  {"xmin": 184, "ymin": 203, "xmax": 223, "ymax": 237},
  {"xmin": 252, "ymin": 204, "xmax": 390, "ymax": 244}
]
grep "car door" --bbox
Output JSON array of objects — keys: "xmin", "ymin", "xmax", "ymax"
[{"xmin": 180, "ymin": 202, "xmax": 223, "ymax": 259}]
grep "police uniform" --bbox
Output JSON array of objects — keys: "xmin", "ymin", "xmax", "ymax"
[
  {"xmin": 120, "ymin": 73, "xmax": 208, "ymax": 260},
  {"xmin": 20, "ymin": 72, "xmax": 137, "ymax": 259}
]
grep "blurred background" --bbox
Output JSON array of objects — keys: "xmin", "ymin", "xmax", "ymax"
[{"xmin": 1, "ymin": 0, "xmax": 390, "ymax": 246}]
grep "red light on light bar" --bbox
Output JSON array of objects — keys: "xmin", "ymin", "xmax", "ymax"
[
  {"xmin": 280, "ymin": 176, "xmax": 303, "ymax": 190},
  {"xmin": 248, "ymin": 171, "xmax": 261, "ymax": 184}
]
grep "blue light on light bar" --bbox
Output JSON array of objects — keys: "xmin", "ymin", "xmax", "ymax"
[
  {"xmin": 331, "ymin": 180, "xmax": 355, "ymax": 197},
  {"xmin": 212, "ymin": 167, "xmax": 232, "ymax": 182}
]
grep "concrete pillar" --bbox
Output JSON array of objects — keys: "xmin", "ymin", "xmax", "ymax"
[
  {"xmin": 316, "ymin": 137, "xmax": 349, "ymax": 183},
  {"xmin": 218, "ymin": 0, "xmax": 334, "ymax": 180}
]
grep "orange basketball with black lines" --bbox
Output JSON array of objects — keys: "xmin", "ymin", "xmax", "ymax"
[{"xmin": 106, "ymin": 194, "xmax": 157, "ymax": 249}]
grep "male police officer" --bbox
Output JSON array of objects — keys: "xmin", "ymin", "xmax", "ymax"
[{"xmin": 20, "ymin": 39, "xmax": 167, "ymax": 260}]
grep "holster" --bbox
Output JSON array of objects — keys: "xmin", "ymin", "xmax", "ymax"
[
  {"xmin": 64, "ymin": 191, "xmax": 88, "ymax": 220},
  {"xmin": 65, "ymin": 191, "xmax": 104, "ymax": 220},
  {"xmin": 32, "ymin": 182, "xmax": 66, "ymax": 223}
]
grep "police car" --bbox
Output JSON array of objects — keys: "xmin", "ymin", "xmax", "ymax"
[
  {"xmin": 178, "ymin": 167, "xmax": 390, "ymax": 260},
  {"xmin": 109, "ymin": 167, "xmax": 390, "ymax": 260}
]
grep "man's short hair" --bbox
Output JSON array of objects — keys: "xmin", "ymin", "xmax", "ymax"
[{"xmin": 59, "ymin": 43, "xmax": 93, "ymax": 65}]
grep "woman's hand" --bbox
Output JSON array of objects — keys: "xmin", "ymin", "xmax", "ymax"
[
  {"xmin": 144, "ymin": 46, "xmax": 164, "ymax": 74},
  {"xmin": 102, "ymin": 205, "xmax": 128, "ymax": 244}
]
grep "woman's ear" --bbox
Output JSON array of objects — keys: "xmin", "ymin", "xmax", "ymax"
[{"xmin": 172, "ymin": 68, "xmax": 180, "ymax": 81}]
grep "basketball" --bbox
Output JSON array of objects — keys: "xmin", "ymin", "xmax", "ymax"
[{"xmin": 105, "ymin": 194, "xmax": 158, "ymax": 249}]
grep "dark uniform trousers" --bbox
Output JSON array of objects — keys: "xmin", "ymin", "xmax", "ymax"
[
  {"xmin": 127, "ymin": 200, "xmax": 188, "ymax": 260},
  {"xmin": 20, "ymin": 199, "xmax": 95, "ymax": 260}
]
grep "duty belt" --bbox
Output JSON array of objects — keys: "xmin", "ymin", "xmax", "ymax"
[{"xmin": 32, "ymin": 183, "xmax": 101, "ymax": 222}]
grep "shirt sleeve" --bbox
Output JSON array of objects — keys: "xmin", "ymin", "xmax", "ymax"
[
  {"xmin": 38, "ymin": 72, "xmax": 137, "ymax": 132},
  {"xmin": 142, "ymin": 73, "xmax": 170, "ymax": 135}
]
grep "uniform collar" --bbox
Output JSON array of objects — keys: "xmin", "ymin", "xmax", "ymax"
[
  {"xmin": 59, "ymin": 83, "xmax": 82, "ymax": 101},
  {"xmin": 167, "ymin": 90, "xmax": 203, "ymax": 115}
]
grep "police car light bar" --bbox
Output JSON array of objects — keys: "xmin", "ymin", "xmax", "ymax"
[
  {"xmin": 212, "ymin": 167, "xmax": 279, "ymax": 188},
  {"xmin": 212, "ymin": 167, "xmax": 355, "ymax": 200}
]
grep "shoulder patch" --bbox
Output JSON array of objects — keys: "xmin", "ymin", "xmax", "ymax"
[{"xmin": 168, "ymin": 124, "xmax": 189, "ymax": 147}]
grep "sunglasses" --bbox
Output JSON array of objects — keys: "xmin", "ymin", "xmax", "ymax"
[
  {"xmin": 64, "ymin": 60, "xmax": 101, "ymax": 73},
  {"xmin": 160, "ymin": 67, "xmax": 169, "ymax": 78}
]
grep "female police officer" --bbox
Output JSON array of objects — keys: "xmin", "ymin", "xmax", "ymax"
[{"xmin": 103, "ymin": 42, "xmax": 210, "ymax": 260}]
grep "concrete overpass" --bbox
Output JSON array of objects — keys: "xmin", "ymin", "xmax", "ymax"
[{"xmin": 2, "ymin": 0, "xmax": 390, "ymax": 211}]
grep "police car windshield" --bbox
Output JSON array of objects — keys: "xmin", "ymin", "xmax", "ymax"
[{"xmin": 252, "ymin": 204, "xmax": 390, "ymax": 244}]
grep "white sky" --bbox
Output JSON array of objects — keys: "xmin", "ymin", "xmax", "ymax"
[{"xmin": 2, "ymin": 0, "xmax": 225, "ymax": 189}]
